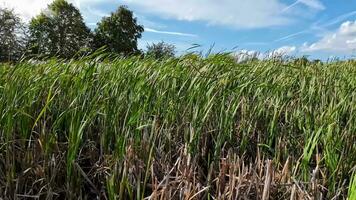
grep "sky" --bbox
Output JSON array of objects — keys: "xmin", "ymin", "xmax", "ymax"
[{"xmin": 1, "ymin": 0, "xmax": 356, "ymax": 59}]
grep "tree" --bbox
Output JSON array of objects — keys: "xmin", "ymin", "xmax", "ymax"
[
  {"xmin": 146, "ymin": 42, "xmax": 176, "ymax": 59},
  {"xmin": 94, "ymin": 6, "xmax": 144, "ymax": 55},
  {"xmin": 29, "ymin": 0, "xmax": 91, "ymax": 58},
  {"xmin": 0, "ymin": 8, "xmax": 28, "ymax": 62}
]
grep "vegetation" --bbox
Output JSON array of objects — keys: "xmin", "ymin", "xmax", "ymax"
[
  {"xmin": 0, "ymin": 1, "xmax": 145, "ymax": 60},
  {"xmin": 0, "ymin": 54, "xmax": 355, "ymax": 199},
  {"xmin": 28, "ymin": 0, "xmax": 92, "ymax": 58},
  {"xmin": 146, "ymin": 41, "xmax": 176, "ymax": 59},
  {"xmin": 0, "ymin": 8, "xmax": 28, "ymax": 62},
  {"xmin": 0, "ymin": 1, "xmax": 355, "ymax": 199}
]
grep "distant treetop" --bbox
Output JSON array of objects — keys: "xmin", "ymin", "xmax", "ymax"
[
  {"xmin": 146, "ymin": 41, "xmax": 176, "ymax": 59},
  {"xmin": 94, "ymin": 6, "xmax": 144, "ymax": 56}
]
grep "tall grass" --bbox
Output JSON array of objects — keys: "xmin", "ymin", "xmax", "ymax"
[{"xmin": 0, "ymin": 55, "xmax": 355, "ymax": 199}]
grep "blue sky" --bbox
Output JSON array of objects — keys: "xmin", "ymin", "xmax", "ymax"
[{"xmin": 1, "ymin": 0, "xmax": 356, "ymax": 59}]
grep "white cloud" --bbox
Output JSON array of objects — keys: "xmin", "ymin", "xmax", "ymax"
[
  {"xmin": 0, "ymin": 0, "xmax": 53, "ymax": 21},
  {"xmin": 135, "ymin": 14, "xmax": 166, "ymax": 29},
  {"xmin": 302, "ymin": 21, "xmax": 356, "ymax": 53},
  {"xmin": 347, "ymin": 38, "xmax": 356, "ymax": 44},
  {"xmin": 232, "ymin": 46, "xmax": 297, "ymax": 62},
  {"xmin": 71, "ymin": 0, "xmax": 113, "ymax": 9},
  {"xmin": 231, "ymin": 50, "xmax": 261, "ymax": 62},
  {"xmin": 340, "ymin": 21, "xmax": 356, "ymax": 34},
  {"xmin": 265, "ymin": 46, "xmax": 297, "ymax": 58},
  {"xmin": 1, "ymin": 0, "xmax": 325, "ymax": 29},
  {"xmin": 122, "ymin": 0, "xmax": 324, "ymax": 29},
  {"xmin": 0, "ymin": 0, "xmax": 89, "ymax": 21},
  {"xmin": 273, "ymin": 46, "xmax": 297, "ymax": 55},
  {"xmin": 85, "ymin": 6, "xmax": 110, "ymax": 17},
  {"xmin": 0, "ymin": 0, "xmax": 116, "ymax": 22}
]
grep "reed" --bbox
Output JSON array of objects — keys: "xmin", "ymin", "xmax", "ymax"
[{"xmin": 0, "ymin": 55, "xmax": 355, "ymax": 199}]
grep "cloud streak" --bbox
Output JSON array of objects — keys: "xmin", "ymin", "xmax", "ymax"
[
  {"xmin": 282, "ymin": 0, "xmax": 325, "ymax": 12},
  {"xmin": 274, "ymin": 30, "xmax": 308, "ymax": 42},
  {"xmin": 316, "ymin": 10, "xmax": 356, "ymax": 28},
  {"xmin": 145, "ymin": 28, "xmax": 198, "ymax": 37}
]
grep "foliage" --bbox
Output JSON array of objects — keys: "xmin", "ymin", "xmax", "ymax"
[
  {"xmin": 0, "ymin": 8, "xmax": 28, "ymax": 62},
  {"xmin": 349, "ymin": 171, "xmax": 356, "ymax": 200},
  {"xmin": 293, "ymin": 56, "xmax": 310, "ymax": 66},
  {"xmin": 94, "ymin": 6, "xmax": 144, "ymax": 55},
  {"xmin": 146, "ymin": 41, "xmax": 176, "ymax": 59},
  {"xmin": 28, "ymin": 0, "xmax": 91, "ymax": 58},
  {"xmin": 2, "ymin": 2, "xmax": 144, "ymax": 59},
  {"xmin": 0, "ymin": 55, "xmax": 355, "ymax": 199}
]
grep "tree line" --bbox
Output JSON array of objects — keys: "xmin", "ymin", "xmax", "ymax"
[{"xmin": 0, "ymin": 0, "xmax": 175, "ymax": 62}]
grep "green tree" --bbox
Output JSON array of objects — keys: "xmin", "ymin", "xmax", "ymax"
[
  {"xmin": 29, "ymin": 0, "xmax": 91, "ymax": 58},
  {"xmin": 146, "ymin": 41, "xmax": 176, "ymax": 59},
  {"xmin": 94, "ymin": 6, "xmax": 144, "ymax": 55},
  {"xmin": 0, "ymin": 8, "xmax": 28, "ymax": 62}
]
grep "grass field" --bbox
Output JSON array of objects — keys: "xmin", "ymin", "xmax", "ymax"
[{"xmin": 0, "ymin": 54, "xmax": 355, "ymax": 199}]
